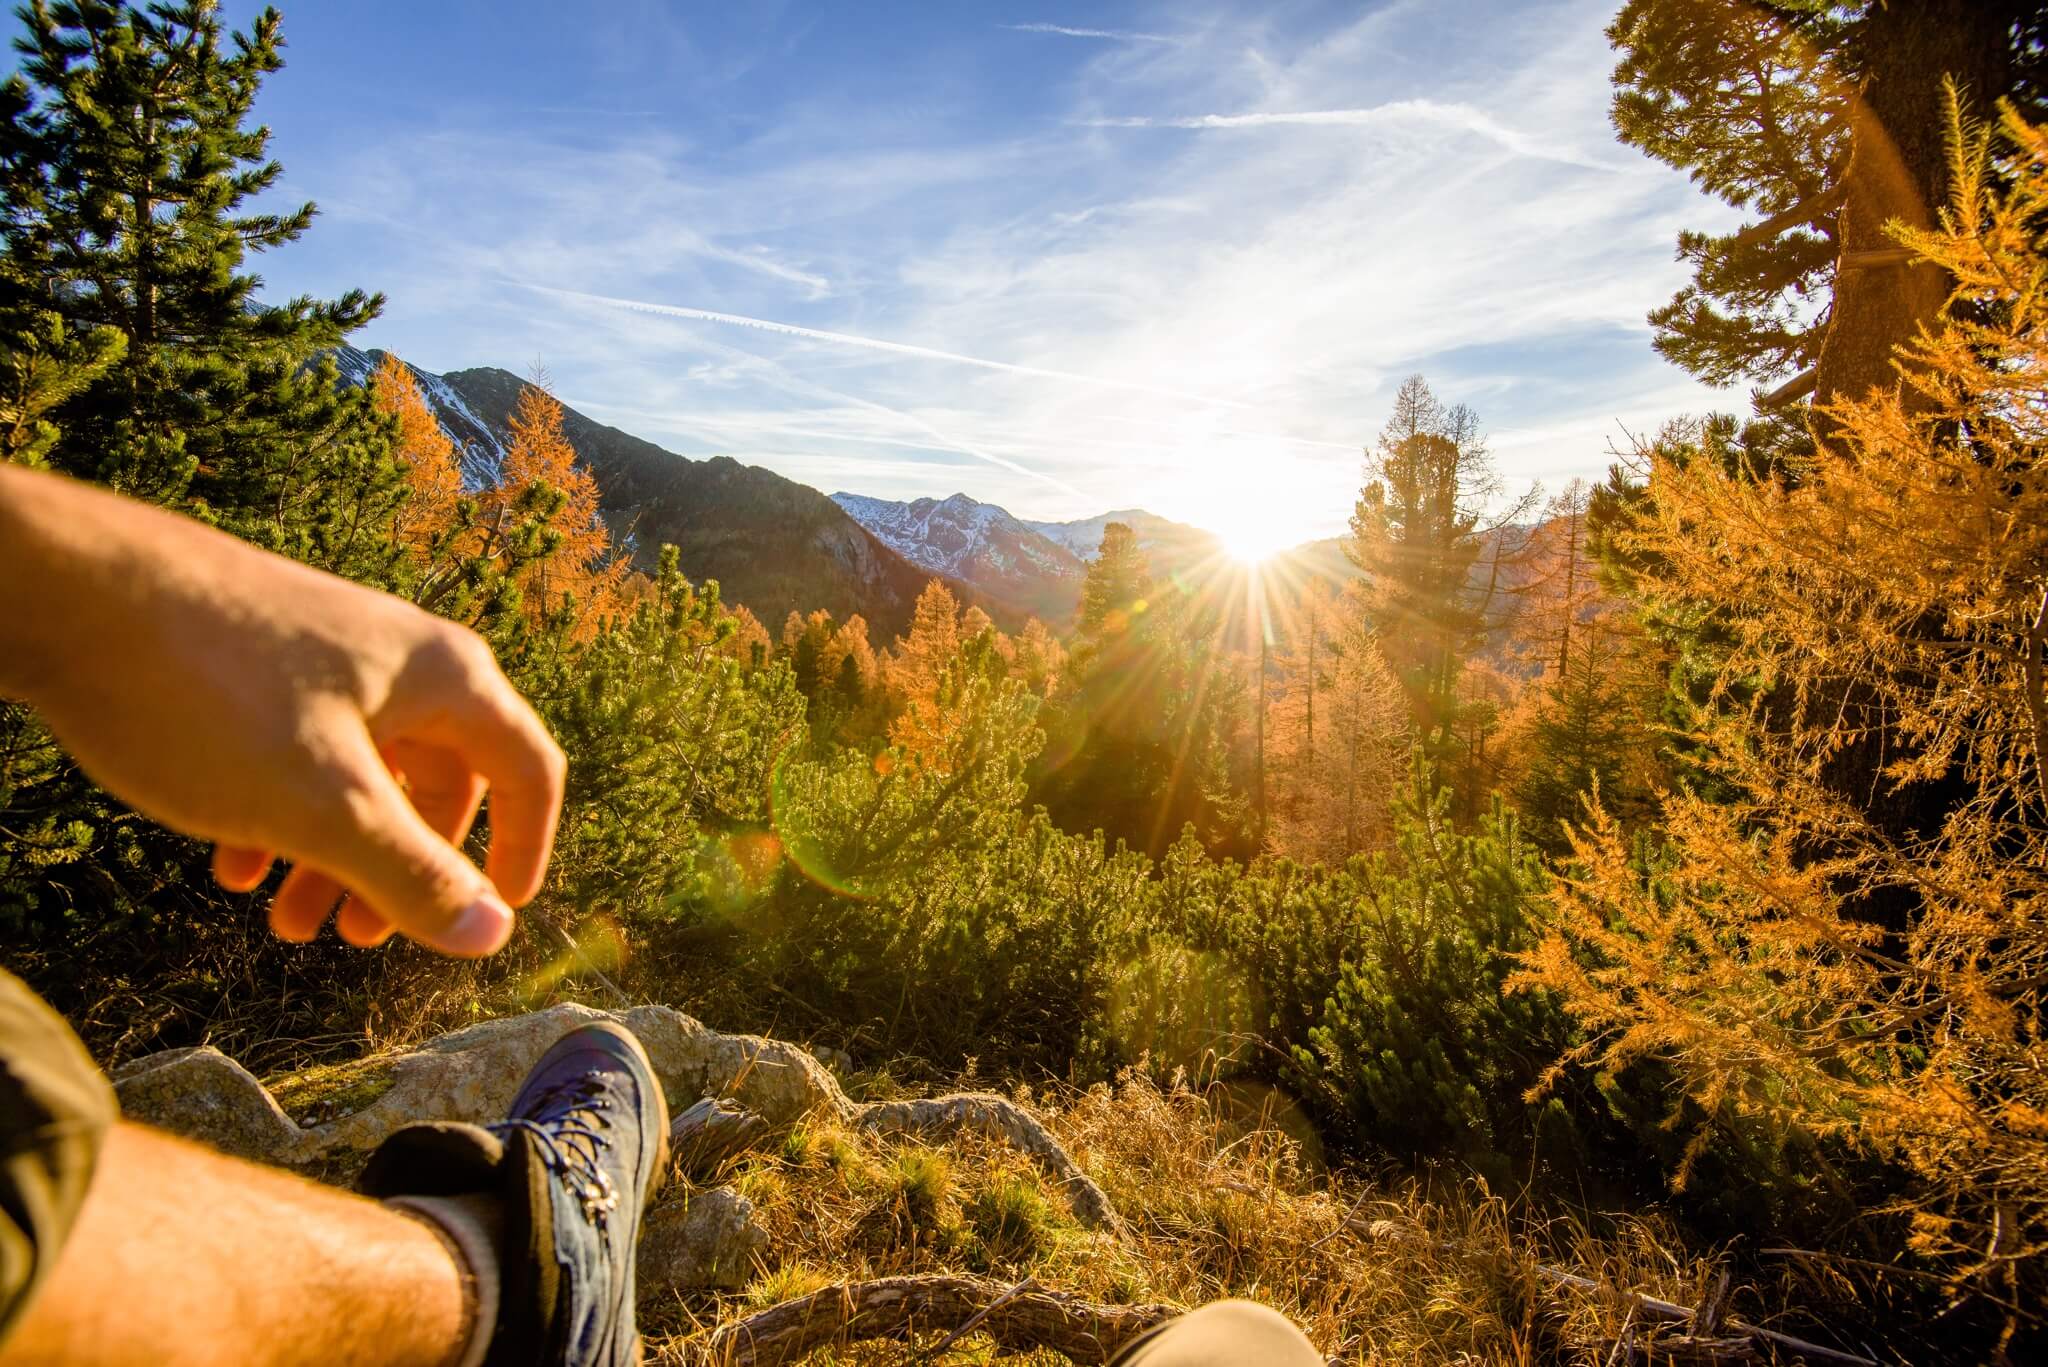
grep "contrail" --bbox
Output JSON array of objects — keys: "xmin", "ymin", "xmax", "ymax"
[
  {"xmin": 1001, "ymin": 22, "xmax": 1175, "ymax": 42},
  {"xmin": 521, "ymin": 283, "xmax": 1249, "ymax": 410},
  {"xmin": 1082, "ymin": 100, "xmax": 1626, "ymax": 173},
  {"xmin": 626, "ymin": 319, "xmax": 1089, "ymax": 497}
]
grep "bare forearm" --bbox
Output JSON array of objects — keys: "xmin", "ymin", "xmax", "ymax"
[
  {"xmin": 0, "ymin": 463, "xmax": 133, "ymax": 705},
  {"xmin": 0, "ymin": 465, "xmax": 226, "ymax": 713}
]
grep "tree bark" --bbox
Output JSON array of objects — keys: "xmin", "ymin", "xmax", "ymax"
[
  {"xmin": 1811, "ymin": 0, "xmax": 2019, "ymax": 426},
  {"xmin": 669, "ymin": 1274, "xmax": 1179, "ymax": 1367}
]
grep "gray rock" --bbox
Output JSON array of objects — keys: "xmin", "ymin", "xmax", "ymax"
[
  {"xmin": 637, "ymin": 1187, "xmax": 769, "ymax": 1293},
  {"xmin": 108, "ymin": 1006, "xmax": 1122, "ymax": 1236},
  {"xmin": 111, "ymin": 1003, "xmax": 857, "ymax": 1166},
  {"xmin": 114, "ymin": 1046, "xmax": 302, "ymax": 1165}
]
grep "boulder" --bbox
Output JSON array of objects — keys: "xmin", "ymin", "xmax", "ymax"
[
  {"xmin": 108, "ymin": 1004, "xmax": 1121, "ymax": 1233},
  {"xmin": 113, "ymin": 1046, "xmax": 302, "ymax": 1165}
]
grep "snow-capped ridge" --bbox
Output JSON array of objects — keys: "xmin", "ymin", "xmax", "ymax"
[{"xmin": 830, "ymin": 490, "xmax": 1087, "ymax": 623}]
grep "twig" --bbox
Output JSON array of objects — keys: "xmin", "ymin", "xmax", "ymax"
[
  {"xmin": 526, "ymin": 908, "xmax": 629, "ymax": 1004},
  {"xmin": 1604, "ymin": 1305, "xmax": 1637, "ymax": 1367}
]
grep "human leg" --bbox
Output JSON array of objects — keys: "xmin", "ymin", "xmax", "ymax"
[
  {"xmin": 2, "ymin": 1121, "xmax": 477, "ymax": 1366},
  {"xmin": 0, "ymin": 992, "xmax": 666, "ymax": 1367},
  {"xmin": 1110, "ymin": 1300, "xmax": 1325, "ymax": 1367}
]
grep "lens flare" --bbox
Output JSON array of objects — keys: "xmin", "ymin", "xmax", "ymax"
[{"xmin": 770, "ymin": 747, "xmax": 879, "ymax": 900}]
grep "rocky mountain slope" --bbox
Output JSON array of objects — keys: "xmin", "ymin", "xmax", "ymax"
[
  {"xmin": 333, "ymin": 348, "xmax": 960, "ymax": 637},
  {"xmin": 830, "ymin": 492, "xmax": 1086, "ymax": 625}
]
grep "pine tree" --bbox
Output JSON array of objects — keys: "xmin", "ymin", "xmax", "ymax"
[
  {"xmin": 1079, "ymin": 522, "xmax": 1151, "ymax": 636},
  {"xmin": 1293, "ymin": 765, "xmax": 1567, "ymax": 1181},
  {"xmin": 0, "ymin": 0, "xmax": 395, "ymax": 562},
  {"xmin": 0, "ymin": 0, "xmax": 411, "ymax": 959},
  {"xmin": 1495, "ymin": 480, "xmax": 1666, "ymax": 846},
  {"xmin": 0, "ymin": 298, "xmax": 123, "ymax": 466},
  {"xmin": 1038, "ymin": 532, "xmax": 1256, "ymax": 859},
  {"xmin": 1609, "ymin": 0, "xmax": 2046, "ymax": 417}
]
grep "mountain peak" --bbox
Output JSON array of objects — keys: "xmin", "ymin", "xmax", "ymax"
[
  {"xmin": 831, "ymin": 491, "xmax": 1085, "ymax": 624},
  {"xmin": 327, "ymin": 344, "xmax": 960, "ymax": 636}
]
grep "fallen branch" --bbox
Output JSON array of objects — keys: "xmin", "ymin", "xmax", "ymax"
[
  {"xmin": 665, "ymin": 1274, "xmax": 1177, "ymax": 1367},
  {"xmin": 671, "ymin": 1096, "xmax": 772, "ymax": 1180},
  {"xmin": 1533, "ymin": 1264, "xmax": 1874, "ymax": 1366}
]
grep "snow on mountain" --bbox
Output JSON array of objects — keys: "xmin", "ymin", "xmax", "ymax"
[
  {"xmin": 322, "ymin": 346, "xmax": 964, "ymax": 636},
  {"xmin": 831, "ymin": 491, "xmax": 1086, "ymax": 622},
  {"xmin": 330, "ymin": 344, "xmax": 507, "ymax": 488},
  {"xmin": 1020, "ymin": 509, "xmax": 1219, "ymax": 569}
]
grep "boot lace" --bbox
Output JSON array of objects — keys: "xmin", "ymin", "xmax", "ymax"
[{"xmin": 489, "ymin": 1073, "xmax": 620, "ymax": 1229}]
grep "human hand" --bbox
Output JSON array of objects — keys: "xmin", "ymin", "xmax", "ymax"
[{"xmin": 0, "ymin": 465, "xmax": 565, "ymax": 956}]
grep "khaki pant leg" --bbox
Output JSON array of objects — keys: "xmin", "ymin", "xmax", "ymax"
[
  {"xmin": 1111, "ymin": 1301, "xmax": 1324, "ymax": 1367},
  {"xmin": 0, "ymin": 969, "xmax": 115, "ymax": 1347}
]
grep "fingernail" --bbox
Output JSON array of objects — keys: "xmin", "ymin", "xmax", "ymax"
[{"xmin": 441, "ymin": 894, "xmax": 514, "ymax": 957}]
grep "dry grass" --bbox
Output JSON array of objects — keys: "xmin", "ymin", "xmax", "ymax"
[{"xmin": 642, "ymin": 1069, "xmax": 1786, "ymax": 1366}]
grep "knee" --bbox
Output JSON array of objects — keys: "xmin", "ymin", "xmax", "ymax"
[{"xmin": 1120, "ymin": 1300, "xmax": 1321, "ymax": 1367}]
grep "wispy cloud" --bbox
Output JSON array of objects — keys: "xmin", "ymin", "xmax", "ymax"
[
  {"xmin": 1080, "ymin": 98, "xmax": 1630, "ymax": 172},
  {"xmin": 1002, "ymin": 22, "xmax": 1177, "ymax": 43},
  {"xmin": 521, "ymin": 283, "xmax": 1251, "ymax": 410},
  {"xmin": 295, "ymin": 0, "xmax": 1737, "ymax": 537}
]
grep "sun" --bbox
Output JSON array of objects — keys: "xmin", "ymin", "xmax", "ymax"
[{"xmin": 1219, "ymin": 515, "xmax": 1299, "ymax": 565}]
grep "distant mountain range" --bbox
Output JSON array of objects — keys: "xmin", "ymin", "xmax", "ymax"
[
  {"xmin": 333, "ymin": 347, "xmax": 1368, "ymax": 641},
  {"xmin": 1019, "ymin": 509, "xmax": 1217, "ymax": 569},
  {"xmin": 332, "ymin": 348, "xmax": 959, "ymax": 637},
  {"xmin": 833, "ymin": 492, "xmax": 1366, "ymax": 638}
]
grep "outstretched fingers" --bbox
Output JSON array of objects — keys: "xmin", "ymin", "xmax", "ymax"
[{"xmin": 212, "ymin": 844, "xmax": 276, "ymax": 893}]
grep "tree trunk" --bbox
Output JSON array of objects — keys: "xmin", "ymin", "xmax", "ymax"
[{"xmin": 1812, "ymin": 0, "xmax": 2018, "ymax": 425}]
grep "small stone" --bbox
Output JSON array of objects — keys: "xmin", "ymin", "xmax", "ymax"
[{"xmin": 637, "ymin": 1187, "xmax": 770, "ymax": 1293}]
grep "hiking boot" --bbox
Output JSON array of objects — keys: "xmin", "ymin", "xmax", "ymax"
[{"xmin": 361, "ymin": 1021, "xmax": 672, "ymax": 1366}]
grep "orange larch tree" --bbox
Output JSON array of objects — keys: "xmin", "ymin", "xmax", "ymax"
[
  {"xmin": 1516, "ymin": 100, "xmax": 2048, "ymax": 1323},
  {"xmin": 371, "ymin": 352, "xmax": 463, "ymax": 567},
  {"xmin": 481, "ymin": 381, "xmax": 626, "ymax": 635},
  {"xmin": 888, "ymin": 580, "xmax": 966, "ymax": 765}
]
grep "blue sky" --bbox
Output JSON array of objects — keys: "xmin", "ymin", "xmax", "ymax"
[{"xmin": 217, "ymin": 0, "xmax": 1739, "ymax": 543}]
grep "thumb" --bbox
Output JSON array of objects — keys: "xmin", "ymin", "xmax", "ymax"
[{"xmin": 327, "ymin": 761, "xmax": 515, "ymax": 958}]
